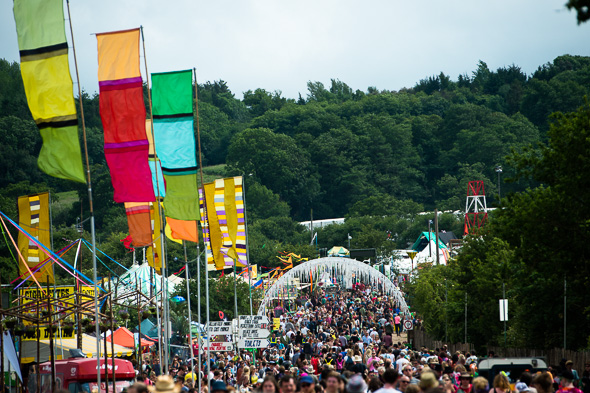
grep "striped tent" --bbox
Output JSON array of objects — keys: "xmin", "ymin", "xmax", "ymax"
[{"xmin": 114, "ymin": 262, "xmax": 176, "ymax": 302}]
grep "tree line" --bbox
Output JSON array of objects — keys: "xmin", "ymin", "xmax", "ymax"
[{"xmin": 1, "ymin": 56, "xmax": 590, "ymax": 339}]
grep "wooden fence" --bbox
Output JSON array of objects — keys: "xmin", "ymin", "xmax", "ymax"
[{"xmin": 409, "ymin": 328, "xmax": 590, "ymax": 374}]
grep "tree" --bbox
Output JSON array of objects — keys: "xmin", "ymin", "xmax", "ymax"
[{"xmin": 226, "ymin": 127, "xmax": 320, "ymax": 220}]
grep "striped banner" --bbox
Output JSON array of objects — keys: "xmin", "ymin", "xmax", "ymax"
[
  {"xmin": 17, "ymin": 193, "xmax": 53, "ymax": 283},
  {"xmin": 200, "ymin": 177, "xmax": 248, "ymax": 270}
]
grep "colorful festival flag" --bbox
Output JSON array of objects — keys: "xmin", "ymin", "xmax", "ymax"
[
  {"xmin": 124, "ymin": 203, "xmax": 152, "ymax": 247},
  {"xmin": 145, "ymin": 120, "xmax": 166, "ymax": 198},
  {"xmin": 96, "ymin": 28, "xmax": 155, "ymax": 203},
  {"xmin": 17, "ymin": 193, "xmax": 53, "ymax": 283},
  {"xmin": 199, "ymin": 177, "xmax": 248, "ymax": 270},
  {"xmin": 146, "ymin": 202, "xmax": 163, "ymax": 274},
  {"xmin": 165, "ymin": 217, "xmax": 198, "ymax": 243},
  {"xmin": 151, "ymin": 70, "xmax": 199, "ymax": 220},
  {"xmin": 252, "ymin": 279, "xmax": 263, "ymax": 290},
  {"xmin": 13, "ymin": 0, "xmax": 85, "ymax": 183}
]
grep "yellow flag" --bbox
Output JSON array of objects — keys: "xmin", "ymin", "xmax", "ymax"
[{"xmin": 17, "ymin": 193, "xmax": 53, "ymax": 283}]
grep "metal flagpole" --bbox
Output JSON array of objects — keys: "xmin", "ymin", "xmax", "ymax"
[
  {"xmin": 140, "ymin": 25, "xmax": 169, "ymax": 373},
  {"xmin": 197, "ymin": 242, "xmax": 202, "ymax": 393},
  {"xmin": 194, "ymin": 67, "xmax": 211, "ymax": 393},
  {"xmin": 242, "ymin": 176, "xmax": 253, "ymax": 315},
  {"xmin": 184, "ymin": 241, "xmax": 195, "ymax": 386},
  {"xmin": 65, "ymin": 0, "xmax": 100, "ymax": 385},
  {"xmin": 233, "ymin": 262, "xmax": 238, "ymax": 318}
]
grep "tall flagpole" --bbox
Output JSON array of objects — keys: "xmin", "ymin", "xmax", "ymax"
[
  {"xmin": 242, "ymin": 177, "xmax": 253, "ymax": 315},
  {"xmin": 65, "ymin": 1, "xmax": 100, "ymax": 385},
  {"xmin": 194, "ymin": 67, "xmax": 211, "ymax": 393},
  {"xmin": 197, "ymin": 242, "xmax": 202, "ymax": 393},
  {"xmin": 183, "ymin": 241, "xmax": 195, "ymax": 386},
  {"xmin": 141, "ymin": 25, "xmax": 169, "ymax": 373}
]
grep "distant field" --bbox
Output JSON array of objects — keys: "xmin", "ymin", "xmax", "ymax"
[
  {"xmin": 53, "ymin": 190, "xmax": 78, "ymax": 212},
  {"xmin": 199, "ymin": 164, "xmax": 227, "ymax": 185}
]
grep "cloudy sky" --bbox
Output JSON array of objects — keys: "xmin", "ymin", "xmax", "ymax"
[{"xmin": 1, "ymin": 0, "xmax": 588, "ymax": 99}]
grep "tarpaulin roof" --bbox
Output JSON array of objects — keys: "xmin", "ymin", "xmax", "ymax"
[
  {"xmin": 107, "ymin": 327, "xmax": 155, "ymax": 348},
  {"xmin": 327, "ymin": 246, "xmax": 349, "ymax": 256},
  {"xmin": 21, "ymin": 333, "xmax": 133, "ymax": 363},
  {"xmin": 411, "ymin": 232, "xmax": 449, "ymax": 252}
]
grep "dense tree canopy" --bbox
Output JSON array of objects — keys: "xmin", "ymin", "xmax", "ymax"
[{"xmin": 1, "ymin": 55, "xmax": 590, "ymax": 349}]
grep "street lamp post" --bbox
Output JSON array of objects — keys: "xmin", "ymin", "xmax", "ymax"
[{"xmin": 495, "ymin": 165, "xmax": 503, "ymax": 201}]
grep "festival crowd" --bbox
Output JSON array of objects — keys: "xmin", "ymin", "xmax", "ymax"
[{"xmin": 126, "ymin": 285, "xmax": 590, "ymax": 393}]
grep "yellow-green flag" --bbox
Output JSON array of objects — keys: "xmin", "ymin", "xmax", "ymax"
[{"xmin": 13, "ymin": 0, "xmax": 85, "ymax": 183}]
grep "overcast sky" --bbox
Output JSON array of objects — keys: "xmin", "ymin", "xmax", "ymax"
[{"xmin": 1, "ymin": 0, "xmax": 588, "ymax": 99}]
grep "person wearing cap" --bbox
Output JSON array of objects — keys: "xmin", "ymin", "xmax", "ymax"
[
  {"xmin": 457, "ymin": 373, "xmax": 473, "ymax": 393},
  {"xmin": 566, "ymin": 361, "xmax": 580, "ymax": 387},
  {"xmin": 351, "ymin": 355, "xmax": 367, "ymax": 375},
  {"xmin": 515, "ymin": 382, "xmax": 530, "ymax": 393},
  {"xmin": 299, "ymin": 375, "xmax": 315, "ymax": 393}
]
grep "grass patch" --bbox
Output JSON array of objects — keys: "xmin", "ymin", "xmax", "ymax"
[{"xmin": 198, "ymin": 164, "xmax": 227, "ymax": 185}]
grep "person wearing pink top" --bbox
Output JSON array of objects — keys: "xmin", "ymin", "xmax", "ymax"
[{"xmin": 394, "ymin": 315, "xmax": 401, "ymax": 336}]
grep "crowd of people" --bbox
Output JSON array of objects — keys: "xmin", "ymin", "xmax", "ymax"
[{"xmin": 126, "ymin": 284, "xmax": 590, "ymax": 393}]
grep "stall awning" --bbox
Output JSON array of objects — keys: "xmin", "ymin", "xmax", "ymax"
[{"xmin": 21, "ymin": 333, "xmax": 133, "ymax": 363}]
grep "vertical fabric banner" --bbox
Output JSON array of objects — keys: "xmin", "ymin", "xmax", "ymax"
[
  {"xmin": 17, "ymin": 193, "xmax": 54, "ymax": 283},
  {"xmin": 96, "ymin": 28, "xmax": 155, "ymax": 203},
  {"xmin": 165, "ymin": 217, "xmax": 198, "ymax": 243},
  {"xmin": 199, "ymin": 177, "xmax": 248, "ymax": 270},
  {"xmin": 151, "ymin": 70, "xmax": 199, "ymax": 220},
  {"xmin": 13, "ymin": 0, "xmax": 85, "ymax": 183},
  {"xmin": 146, "ymin": 202, "xmax": 162, "ymax": 274},
  {"xmin": 199, "ymin": 184, "xmax": 222, "ymax": 269},
  {"xmin": 124, "ymin": 203, "xmax": 152, "ymax": 247},
  {"xmin": 145, "ymin": 120, "xmax": 165, "ymax": 199}
]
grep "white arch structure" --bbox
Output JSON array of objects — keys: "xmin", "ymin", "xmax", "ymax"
[{"xmin": 258, "ymin": 257, "xmax": 409, "ymax": 315}]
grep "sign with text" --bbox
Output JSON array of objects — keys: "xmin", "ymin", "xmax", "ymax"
[
  {"xmin": 238, "ymin": 315, "xmax": 269, "ymax": 330},
  {"xmin": 239, "ymin": 328, "xmax": 270, "ymax": 339},
  {"xmin": 19, "ymin": 285, "xmax": 97, "ymax": 324},
  {"xmin": 206, "ymin": 321, "xmax": 233, "ymax": 335},
  {"xmin": 201, "ymin": 341, "xmax": 233, "ymax": 352},
  {"xmin": 238, "ymin": 338, "xmax": 269, "ymax": 349}
]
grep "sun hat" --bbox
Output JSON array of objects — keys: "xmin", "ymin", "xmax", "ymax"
[
  {"xmin": 353, "ymin": 355, "xmax": 362, "ymax": 362},
  {"xmin": 149, "ymin": 376, "xmax": 181, "ymax": 393}
]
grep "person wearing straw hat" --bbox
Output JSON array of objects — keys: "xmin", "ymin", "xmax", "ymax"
[{"xmin": 149, "ymin": 376, "xmax": 181, "ymax": 393}]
